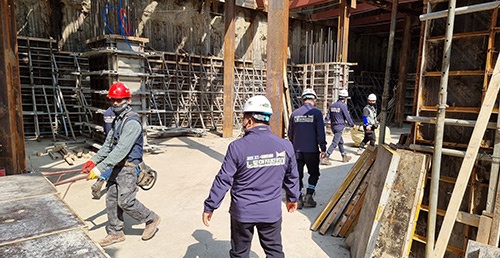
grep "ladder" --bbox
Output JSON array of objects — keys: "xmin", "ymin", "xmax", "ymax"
[{"xmin": 407, "ymin": 2, "xmax": 500, "ymax": 257}]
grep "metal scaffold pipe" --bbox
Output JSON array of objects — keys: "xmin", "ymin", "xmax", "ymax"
[
  {"xmin": 419, "ymin": 1, "xmax": 500, "ymax": 21},
  {"xmin": 427, "ymin": 0, "xmax": 457, "ymax": 257},
  {"xmin": 379, "ymin": 0, "xmax": 398, "ymax": 144}
]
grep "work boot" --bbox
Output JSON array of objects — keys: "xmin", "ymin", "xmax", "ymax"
[
  {"xmin": 320, "ymin": 157, "xmax": 331, "ymax": 165},
  {"xmin": 342, "ymin": 154, "xmax": 352, "ymax": 163},
  {"xmin": 91, "ymin": 178, "xmax": 105, "ymax": 199},
  {"xmin": 98, "ymin": 234, "xmax": 125, "ymax": 247},
  {"xmin": 297, "ymin": 194, "xmax": 304, "ymax": 209},
  {"xmin": 303, "ymin": 193, "xmax": 317, "ymax": 208},
  {"xmin": 142, "ymin": 215, "xmax": 161, "ymax": 240}
]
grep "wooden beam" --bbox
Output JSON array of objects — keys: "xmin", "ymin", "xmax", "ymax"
[
  {"xmin": 289, "ymin": 0, "xmax": 330, "ymax": 10},
  {"xmin": 222, "ymin": 0, "xmax": 236, "ymax": 138},
  {"xmin": 266, "ymin": 0, "xmax": 287, "ymax": 137},
  {"xmin": 433, "ymin": 54, "xmax": 500, "ymax": 258},
  {"xmin": 477, "ymin": 215, "xmax": 493, "ymax": 243},
  {"xmin": 310, "ymin": 3, "xmax": 378, "ymax": 21},
  {"xmin": 424, "ymin": 70, "xmax": 485, "ymax": 76},
  {"xmin": 0, "ymin": 0, "xmax": 26, "ymax": 175},
  {"xmin": 336, "ymin": 0, "xmax": 350, "ymax": 63}
]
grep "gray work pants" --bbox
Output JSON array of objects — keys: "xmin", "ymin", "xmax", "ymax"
[
  {"xmin": 326, "ymin": 130, "xmax": 345, "ymax": 157},
  {"xmin": 105, "ymin": 166, "xmax": 155, "ymax": 235}
]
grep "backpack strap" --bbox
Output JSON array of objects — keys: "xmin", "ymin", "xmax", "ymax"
[{"xmin": 118, "ymin": 111, "xmax": 140, "ymax": 135}]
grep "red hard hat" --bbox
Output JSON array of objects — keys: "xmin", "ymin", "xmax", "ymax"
[{"xmin": 107, "ymin": 82, "xmax": 131, "ymax": 99}]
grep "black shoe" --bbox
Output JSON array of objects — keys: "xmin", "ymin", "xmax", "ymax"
[
  {"xmin": 91, "ymin": 179, "xmax": 105, "ymax": 199},
  {"xmin": 303, "ymin": 193, "xmax": 317, "ymax": 208},
  {"xmin": 297, "ymin": 194, "xmax": 304, "ymax": 209}
]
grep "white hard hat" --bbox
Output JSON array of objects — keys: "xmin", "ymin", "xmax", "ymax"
[
  {"xmin": 243, "ymin": 95, "xmax": 273, "ymax": 115},
  {"xmin": 339, "ymin": 89, "xmax": 350, "ymax": 99},
  {"xmin": 368, "ymin": 93, "xmax": 377, "ymax": 101},
  {"xmin": 301, "ymin": 88, "xmax": 317, "ymax": 100}
]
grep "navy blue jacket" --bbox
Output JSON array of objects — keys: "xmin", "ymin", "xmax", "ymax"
[
  {"xmin": 103, "ymin": 107, "xmax": 115, "ymax": 134},
  {"xmin": 325, "ymin": 100, "xmax": 355, "ymax": 132},
  {"xmin": 287, "ymin": 103, "xmax": 327, "ymax": 153},
  {"xmin": 204, "ymin": 125, "xmax": 300, "ymax": 223}
]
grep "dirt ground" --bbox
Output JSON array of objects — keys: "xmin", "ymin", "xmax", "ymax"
[{"xmin": 24, "ymin": 125, "xmax": 409, "ymax": 258}]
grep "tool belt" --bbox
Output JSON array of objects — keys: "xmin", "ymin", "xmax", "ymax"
[{"xmin": 135, "ymin": 161, "xmax": 157, "ymax": 191}]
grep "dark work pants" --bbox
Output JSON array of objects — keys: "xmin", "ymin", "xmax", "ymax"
[
  {"xmin": 296, "ymin": 151, "xmax": 320, "ymax": 194},
  {"xmin": 360, "ymin": 129, "xmax": 376, "ymax": 148},
  {"xmin": 230, "ymin": 217, "xmax": 284, "ymax": 258},
  {"xmin": 106, "ymin": 166, "xmax": 155, "ymax": 235},
  {"xmin": 326, "ymin": 130, "xmax": 345, "ymax": 157}
]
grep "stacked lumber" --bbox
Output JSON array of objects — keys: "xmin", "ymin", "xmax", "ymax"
[
  {"xmin": 312, "ymin": 145, "xmax": 431, "ymax": 258},
  {"xmin": 311, "ymin": 146, "xmax": 377, "ymax": 236}
]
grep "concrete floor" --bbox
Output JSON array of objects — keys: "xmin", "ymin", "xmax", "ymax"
[{"xmin": 25, "ymin": 125, "xmax": 409, "ymax": 258}]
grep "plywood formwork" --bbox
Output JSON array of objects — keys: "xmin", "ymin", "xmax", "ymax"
[
  {"xmin": 409, "ymin": 1, "xmax": 500, "ymax": 257},
  {"xmin": 345, "ymin": 145, "xmax": 401, "ymax": 258},
  {"xmin": 0, "ymin": 173, "xmax": 108, "ymax": 257}
]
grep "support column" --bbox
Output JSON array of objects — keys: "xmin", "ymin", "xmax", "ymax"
[
  {"xmin": 380, "ymin": 0, "xmax": 398, "ymax": 144},
  {"xmin": 222, "ymin": 0, "xmax": 236, "ymax": 138},
  {"xmin": 395, "ymin": 15, "xmax": 412, "ymax": 127},
  {"xmin": 0, "ymin": 0, "xmax": 26, "ymax": 175},
  {"xmin": 336, "ymin": 0, "xmax": 350, "ymax": 64},
  {"xmin": 266, "ymin": 0, "xmax": 288, "ymax": 137}
]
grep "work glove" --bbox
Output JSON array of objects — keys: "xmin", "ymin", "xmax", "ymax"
[
  {"xmin": 87, "ymin": 167, "xmax": 101, "ymax": 180},
  {"xmin": 81, "ymin": 160, "xmax": 95, "ymax": 174}
]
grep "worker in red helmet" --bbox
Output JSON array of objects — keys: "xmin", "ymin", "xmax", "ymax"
[{"xmin": 81, "ymin": 82, "xmax": 160, "ymax": 247}]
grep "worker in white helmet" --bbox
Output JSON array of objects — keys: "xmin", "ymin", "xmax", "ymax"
[
  {"xmin": 322, "ymin": 89, "xmax": 357, "ymax": 165},
  {"xmin": 203, "ymin": 95, "xmax": 300, "ymax": 257},
  {"xmin": 357, "ymin": 93, "xmax": 379, "ymax": 154},
  {"xmin": 287, "ymin": 88, "xmax": 328, "ymax": 209}
]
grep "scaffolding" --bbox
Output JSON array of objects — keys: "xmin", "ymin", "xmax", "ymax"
[{"xmin": 17, "ymin": 36, "xmax": 356, "ymax": 140}]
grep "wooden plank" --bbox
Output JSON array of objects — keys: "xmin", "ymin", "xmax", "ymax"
[
  {"xmin": 318, "ymin": 153, "xmax": 375, "ymax": 234},
  {"xmin": 412, "ymin": 234, "xmax": 463, "ymax": 255},
  {"xmin": 486, "ymin": 9, "xmax": 500, "ymax": 214},
  {"xmin": 345, "ymin": 145, "xmax": 401, "ymax": 258},
  {"xmin": 372, "ymin": 150, "xmax": 429, "ymax": 258},
  {"xmin": 311, "ymin": 147, "xmax": 377, "ymax": 231},
  {"xmin": 420, "ymin": 205, "xmax": 481, "ymax": 227},
  {"xmin": 477, "ymin": 215, "xmax": 493, "ymax": 244},
  {"xmin": 403, "ymin": 150, "xmax": 429, "ymax": 257},
  {"xmin": 333, "ymin": 182, "xmax": 368, "ymax": 237},
  {"xmin": 424, "ymin": 70, "xmax": 485, "ymax": 76},
  {"xmin": 0, "ymin": 229, "xmax": 108, "ymax": 257},
  {"xmin": 433, "ymin": 54, "xmax": 500, "ymax": 258}
]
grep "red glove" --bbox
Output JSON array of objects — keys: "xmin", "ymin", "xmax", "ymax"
[{"xmin": 81, "ymin": 160, "xmax": 95, "ymax": 174}]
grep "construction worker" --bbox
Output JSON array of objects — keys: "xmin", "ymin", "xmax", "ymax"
[
  {"xmin": 81, "ymin": 82, "xmax": 160, "ymax": 247},
  {"xmin": 287, "ymin": 88, "xmax": 327, "ymax": 209},
  {"xmin": 90, "ymin": 107, "xmax": 115, "ymax": 199},
  {"xmin": 357, "ymin": 93, "xmax": 379, "ymax": 154},
  {"xmin": 322, "ymin": 89, "xmax": 357, "ymax": 165},
  {"xmin": 203, "ymin": 95, "xmax": 300, "ymax": 258}
]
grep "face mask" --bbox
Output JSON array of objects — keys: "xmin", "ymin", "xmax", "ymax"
[
  {"xmin": 112, "ymin": 101, "xmax": 129, "ymax": 115},
  {"xmin": 369, "ymin": 102, "xmax": 376, "ymax": 107},
  {"xmin": 241, "ymin": 118, "xmax": 250, "ymax": 133}
]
